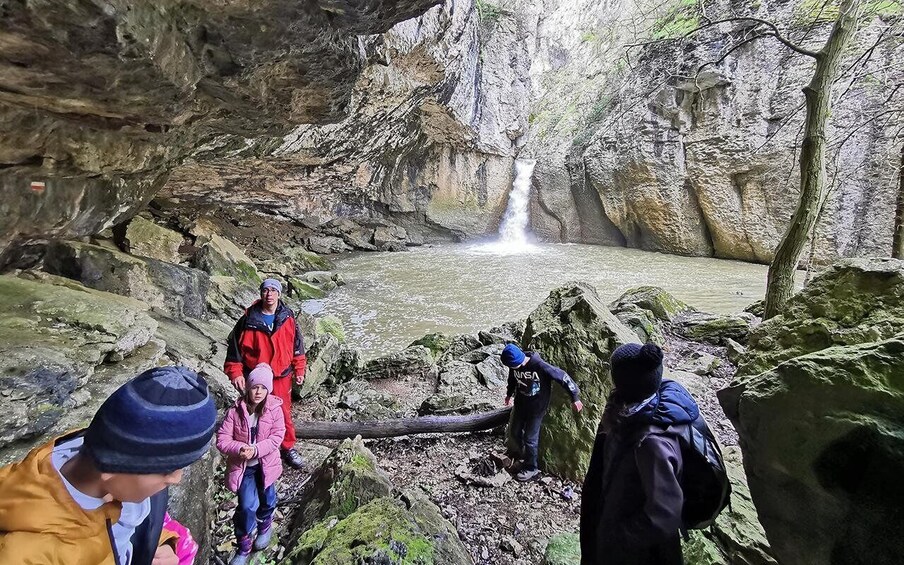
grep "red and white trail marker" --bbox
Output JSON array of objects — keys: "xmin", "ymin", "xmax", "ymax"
[{"xmin": 30, "ymin": 181, "xmax": 45, "ymax": 193}]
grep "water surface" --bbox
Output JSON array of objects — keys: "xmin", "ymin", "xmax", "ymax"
[{"xmin": 309, "ymin": 243, "xmax": 774, "ymax": 358}]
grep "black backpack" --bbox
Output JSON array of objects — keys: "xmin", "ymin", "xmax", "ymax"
[{"xmin": 674, "ymin": 414, "xmax": 732, "ymax": 530}]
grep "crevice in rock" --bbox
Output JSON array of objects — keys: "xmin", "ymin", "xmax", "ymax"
[
  {"xmin": 684, "ymin": 174, "xmax": 715, "ymax": 257},
  {"xmin": 533, "ymin": 176, "xmax": 568, "ymax": 242}
]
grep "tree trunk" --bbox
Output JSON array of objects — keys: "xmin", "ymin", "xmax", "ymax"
[
  {"xmin": 763, "ymin": 0, "xmax": 863, "ymax": 319},
  {"xmin": 893, "ymin": 143, "xmax": 904, "ymax": 258},
  {"xmin": 295, "ymin": 407, "xmax": 512, "ymax": 440}
]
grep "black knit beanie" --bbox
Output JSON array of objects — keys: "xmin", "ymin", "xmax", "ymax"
[{"xmin": 609, "ymin": 342, "xmax": 664, "ymax": 403}]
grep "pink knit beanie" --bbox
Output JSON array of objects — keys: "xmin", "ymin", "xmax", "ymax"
[{"xmin": 247, "ymin": 363, "xmax": 274, "ymax": 393}]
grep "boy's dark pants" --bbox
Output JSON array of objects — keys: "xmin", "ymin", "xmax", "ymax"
[
  {"xmin": 509, "ymin": 404, "xmax": 545, "ymax": 471},
  {"xmin": 234, "ymin": 465, "xmax": 277, "ymax": 540}
]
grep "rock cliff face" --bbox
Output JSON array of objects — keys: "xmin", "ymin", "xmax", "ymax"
[
  {"xmin": 1, "ymin": 0, "xmax": 901, "ymax": 264},
  {"xmin": 0, "ymin": 0, "xmax": 445, "ymax": 259},
  {"xmin": 514, "ymin": 0, "xmax": 903, "ymax": 262}
]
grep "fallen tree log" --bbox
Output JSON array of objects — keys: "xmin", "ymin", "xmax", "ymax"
[{"xmin": 295, "ymin": 406, "xmax": 513, "ymax": 440}]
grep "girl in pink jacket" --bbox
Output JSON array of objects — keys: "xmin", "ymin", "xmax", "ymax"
[{"xmin": 216, "ymin": 363, "xmax": 286, "ymax": 564}]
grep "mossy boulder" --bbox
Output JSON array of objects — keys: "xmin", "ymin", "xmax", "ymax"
[
  {"xmin": 205, "ymin": 275, "xmax": 260, "ymax": 320},
  {"xmin": 299, "ymin": 334, "xmax": 342, "ymax": 399},
  {"xmin": 409, "ymin": 332, "xmax": 454, "ymax": 359},
  {"xmin": 290, "ymin": 438, "xmax": 393, "ymax": 534},
  {"xmin": 437, "ymin": 334, "xmax": 484, "ymax": 364},
  {"xmin": 285, "ymin": 494, "xmax": 468, "ymax": 565},
  {"xmin": 542, "ymin": 532, "xmax": 580, "ymax": 565},
  {"xmin": 519, "ymin": 282, "xmax": 638, "ymax": 480},
  {"xmin": 611, "ymin": 303, "xmax": 666, "ymax": 345},
  {"xmin": 0, "ymin": 273, "xmax": 157, "ymax": 455},
  {"xmin": 719, "ymin": 336, "xmax": 904, "ymax": 565},
  {"xmin": 609, "ymin": 286, "xmax": 692, "ymax": 322},
  {"xmin": 335, "ymin": 379, "xmax": 404, "ymax": 421},
  {"xmin": 43, "ymin": 240, "xmax": 210, "ymax": 319},
  {"xmin": 316, "ymin": 315, "xmax": 346, "ymax": 343},
  {"xmin": 192, "ymin": 233, "xmax": 261, "ymax": 288},
  {"xmin": 357, "ymin": 346, "xmax": 437, "ymax": 381},
  {"xmin": 124, "ymin": 215, "xmax": 184, "ymax": 264},
  {"xmin": 421, "ymin": 359, "xmax": 497, "ymax": 415},
  {"xmin": 285, "ymin": 247, "xmax": 334, "ymax": 272},
  {"xmin": 289, "ymin": 277, "xmax": 327, "ymax": 300},
  {"xmin": 674, "ymin": 312, "xmax": 754, "ymax": 345},
  {"xmin": 285, "ymin": 439, "xmax": 470, "ymax": 565},
  {"xmin": 735, "ymin": 258, "xmax": 904, "ymax": 379}
]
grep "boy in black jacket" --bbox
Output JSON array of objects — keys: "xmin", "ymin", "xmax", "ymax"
[{"xmin": 502, "ymin": 344, "xmax": 583, "ymax": 481}]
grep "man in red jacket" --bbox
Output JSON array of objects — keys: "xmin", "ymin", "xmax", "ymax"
[{"xmin": 224, "ymin": 278, "xmax": 307, "ymax": 469}]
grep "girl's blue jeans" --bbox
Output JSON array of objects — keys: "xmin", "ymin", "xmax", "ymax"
[{"xmin": 234, "ymin": 465, "xmax": 277, "ymax": 539}]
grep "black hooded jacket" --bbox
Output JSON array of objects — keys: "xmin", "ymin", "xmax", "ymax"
[{"xmin": 580, "ymin": 379, "xmax": 699, "ymax": 565}]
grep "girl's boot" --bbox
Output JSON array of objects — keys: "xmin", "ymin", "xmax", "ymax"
[
  {"xmin": 253, "ymin": 518, "xmax": 274, "ymax": 551},
  {"xmin": 230, "ymin": 535, "xmax": 253, "ymax": 565}
]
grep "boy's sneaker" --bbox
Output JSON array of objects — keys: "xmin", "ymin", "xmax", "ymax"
[
  {"xmin": 253, "ymin": 521, "xmax": 273, "ymax": 551},
  {"xmin": 515, "ymin": 468, "xmax": 540, "ymax": 482}
]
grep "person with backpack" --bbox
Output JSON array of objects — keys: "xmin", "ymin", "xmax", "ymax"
[{"xmin": 579, "ymin": 342, "xmax": 704, "ymax": 565}]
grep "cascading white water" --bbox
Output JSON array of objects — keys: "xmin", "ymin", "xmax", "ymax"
[{"xmin": 498, "ymin": 158, "xmax": 537, "ymax": 248}]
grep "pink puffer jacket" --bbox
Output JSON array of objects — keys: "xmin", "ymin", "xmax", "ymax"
[{"xmin": 216, "ymin": 395, "xmax": 286, "ymax": 492}]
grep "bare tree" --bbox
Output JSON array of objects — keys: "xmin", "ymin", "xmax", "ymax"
[
  {"xmin": 762, "ymin": 0, "xmax": 864, "ymax": 318},
  {"xmin": 894, "ymin": 142, "xmax": 904, "ymax": 258}
]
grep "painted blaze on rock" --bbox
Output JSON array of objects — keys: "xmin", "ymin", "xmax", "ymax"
[{"xmin": 518, "ymin": 282, "xmax": 637, "ymax": 481}]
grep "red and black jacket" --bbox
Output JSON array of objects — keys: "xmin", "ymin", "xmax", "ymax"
[{"xmin": 224, "ymin": 300, "xmax": 307, "ymax": 380}]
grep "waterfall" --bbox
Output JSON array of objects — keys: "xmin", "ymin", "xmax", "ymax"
[{"xmin": 498, "ymin": 159, "xmax": 536, "ymax": 248}]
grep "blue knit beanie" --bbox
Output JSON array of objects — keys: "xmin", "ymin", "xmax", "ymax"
[
  {"xmin": 83, "ymin": 366, "xmax": 217, "ymax": 474},
  {"xmin": 610, "ymin": 342, "xmax": 664, "ymax": 403},
  {"xmin": 501, "ymin": 344, "xmax": 527, "ymax": 368}
]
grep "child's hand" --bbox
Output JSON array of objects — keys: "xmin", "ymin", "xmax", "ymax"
[
  {"xmin": 573, "ymin": 400, "xmax": 584, "ymax": 413},
  {"xmin": 504, "ymin": 396, "xmax": 512, "ymax": 406},
  {"xmin": 152, "ymin": 543, "xmax": 178, "ymax": 565},
  {"xmin": 239, "ymin": 445, "xmax": 256, "ymax": 460}
]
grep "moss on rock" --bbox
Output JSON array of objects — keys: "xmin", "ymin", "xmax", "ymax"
[
  {"xmin": 316, "ymin": 315, "xmax": 346, "ymax": 343},
  {"xmin": 542, "ymin": 532, "xmax": 580, "ymax": 565},
  {"xmin": 290, "ymin": 438, "xmax": 393, "ymax": 535},
  {"xmin": 409, "ymin": 332, "xmax": 454, "ymax": 359},
  {"xmin": 286, "ymin": 498, "xmax": 436, "ymax": 565},
  {"xmin": 609, "ymin": 286, "xmax": 692, "ymax": 322},
  {"xmin": 289, "ymin": 277, "xmax": 327, "ymax": 300},
  {"xmin": 735, "ymin": 258, "xmax": 904, "ymax": 379}
]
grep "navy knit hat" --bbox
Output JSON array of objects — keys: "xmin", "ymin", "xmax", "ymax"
[
  {"xmin": 610, "ymin": 342, "xmax": 664, "ymax": 403},
  {"xmin": 501, "ymin": 344, "xmax": 527, "ymax": 368},
  {"xmin": 83, "ymin": 366, "xmax": 217, "ymax": 474}
]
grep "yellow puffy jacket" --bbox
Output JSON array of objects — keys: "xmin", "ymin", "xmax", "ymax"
[{"xmin": 0, "ymin": 434, "xmax": 176, "ymax": 564}]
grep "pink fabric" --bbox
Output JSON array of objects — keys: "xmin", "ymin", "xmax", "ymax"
[
  {"xmin": 162, "ymin": 513, "xmax": 198, "ymax": 565},
  {"xmin": 216, "ymin": 395, "xmax": 286, "ymax": 492},
  {"xmin": 247, "ymin": 363, "xmax": 274, "ymax": 393}
]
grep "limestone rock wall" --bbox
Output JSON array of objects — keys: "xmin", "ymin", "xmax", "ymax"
[
  {"xmin": 0, "ymin": 0, "xmax": 445, "ymax": 259},
  {"xmin": 1, "ymin": 0, "xmax": 901, "ymax": 265}
]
